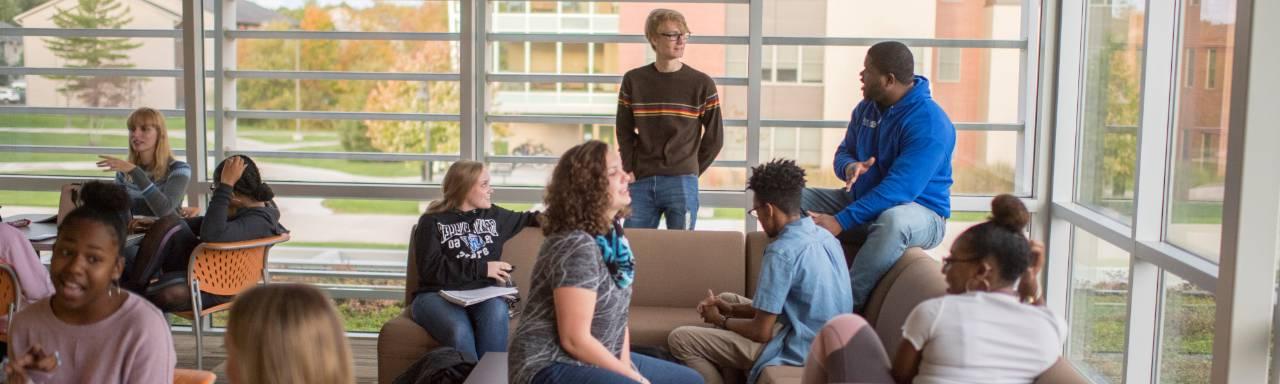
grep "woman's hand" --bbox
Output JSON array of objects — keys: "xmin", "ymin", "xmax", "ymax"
[
  {"xmin": 96, "ymin": 155, "xmax": 137, "ymax": 173},
  {"xmin": 486, "ymin": 261, "xmax": 512, "ymax": 284},
  {"xmin": 5, "ymin": 345, "xmax": 58, "ymax": 383},
  {"xmin": 219, "ymin": 156, "xmax": 247, "ymax": 187}
]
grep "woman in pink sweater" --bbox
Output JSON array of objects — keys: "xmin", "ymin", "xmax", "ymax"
[
  {"xmin": 4, "ymin": 182, "xmax": 174, "ymax": 384},
  {"xmin": 0, "ymin": 222, "xmax": 55, "ymax": 329}
]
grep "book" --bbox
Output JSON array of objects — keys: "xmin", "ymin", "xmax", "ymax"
[{"xmin": 439, "ymin": 286, "xmax": 519, "ymax": 307}]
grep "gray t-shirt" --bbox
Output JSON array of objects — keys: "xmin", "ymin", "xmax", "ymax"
[{"xmin": 508, "ymin": 231, "xmax": 633, "ymax": 384}]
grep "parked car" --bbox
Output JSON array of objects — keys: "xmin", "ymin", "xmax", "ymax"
[{"xmin": 0, "ymin": 88, "xmax": 19, "ymax": 104}]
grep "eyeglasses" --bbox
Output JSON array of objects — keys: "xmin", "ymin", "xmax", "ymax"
[
  {"xmin": 748, "ymin": 208, "xmax": 758, "ymax": 218},
  {"xmin": 659, "ymin": 32, "xmax": 692, "ymax": 41},
  {"xmin": 941, "ymin": 256, "xmax": 981, "ymax": 273}
]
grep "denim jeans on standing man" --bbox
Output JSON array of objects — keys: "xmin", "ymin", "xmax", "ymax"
[
  {"xmin": 625, "ymin": 174, "xmax": 700, "ymax": 230},
  {"xmin": 410, "ymin": 292, "xmax": 509, "ymax": 361},
  {"xmin": 801, "ymin": 188, "xmax": 946, "ymax": 312}
]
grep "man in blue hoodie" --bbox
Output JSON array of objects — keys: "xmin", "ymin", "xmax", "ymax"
[{"xmin": 804, "ymin": 41, "xmax": 955, "ymax": 312}]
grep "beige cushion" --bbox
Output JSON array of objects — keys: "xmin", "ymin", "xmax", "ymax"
[
  {"xmin": 860, "ymin": 248, "xmax": 947, "ymax": 354},
  {"xmin": 1035, "ymin": 358, "xmax": 1089, "ymax": 384},
  {"xmin": 745, "ymin": 232, "xmax": 770, "ymax": 298},
  {"xmin": 628, "ymin": 305, "xmax": 707, "ymax": 348},
  {"xmin": 376, "ymin": 310, "xmax": 438, "ymax": 384},
  {"xmin": 627, "ymin": 228, "xmax": 746, "ymax": 307},
  {"xmin": 757, "ymin": 365, "xmax": 803, "ymax": 384}
]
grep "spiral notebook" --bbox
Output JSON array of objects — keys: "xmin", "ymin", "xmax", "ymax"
[{"xmin": 439, "ymin": 286, "xmax": 519, "ymax": 307}]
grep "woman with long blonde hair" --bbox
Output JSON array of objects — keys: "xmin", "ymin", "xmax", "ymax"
[
  {"xmin": 225, "ymin": 284, "xmax": 353, "ymax": 384},
  {"xmin": 410, "ymin": 160, "xmax": 539, "ymax": 361},
  {"xmin": 95, "ymin": 107, "xmax": 191, "ymax": 217}
]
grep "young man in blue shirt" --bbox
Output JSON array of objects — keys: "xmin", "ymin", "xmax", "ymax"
[
  {"xmin": 805, "ymin": 41, "xmax": 955, "ymax": 312},
  {"xmin": 668, "ymin": 159, "xmax": 853, "ymax": 384}
]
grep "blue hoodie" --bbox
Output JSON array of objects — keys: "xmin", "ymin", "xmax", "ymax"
[{"xmin": 832, "ymin": 76, "xmax": 954, "ymax": 229}]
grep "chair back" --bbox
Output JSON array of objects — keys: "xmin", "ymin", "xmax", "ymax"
[
  {"xmin": 126, "ymin": 215, "xmax": 197, "ymax": 293},
  {"xmin": 188, "ymin": 234, "xmax": 290, "ymax": 296},
  {"xmin": 0, "ymin": 263, "xmax": 23, "ymax": 342},
  {"xmin": 173, "ymin": 368, "xmax": 217, "ymax": 384}
]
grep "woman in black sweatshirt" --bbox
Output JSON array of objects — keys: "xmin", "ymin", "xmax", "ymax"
[
  {"xmin": 411, "ymin": 160, "xmax": 540, "ymax": 361},
  {"xmin": 148, "ymin": 155, "xmax": 288, "ymax": 311}
]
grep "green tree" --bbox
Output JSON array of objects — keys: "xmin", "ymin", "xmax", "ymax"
[
  {"xmin": 44, "ymin": 0, "xmax": 142, "ymax": 108},
  {"xmin": 1, "ymin": 0, "xmax": 47, "ymax": 23}
]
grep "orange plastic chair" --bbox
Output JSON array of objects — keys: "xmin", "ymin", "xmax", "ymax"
[
  {"xmin": 173, "ymin": 368, "xmax": 216, "ymax": 384},
  {"xmin": 174, "ymin": 234, "xmax": 289, "ymax": 370},
  {"xmin": 0, "ymin": 263, "xmax": 23, "ymax": 343}
]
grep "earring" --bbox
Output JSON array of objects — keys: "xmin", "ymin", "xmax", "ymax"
[{"xmin": 965, "ymin": 278, "xmax": 991, "ymax": 293}]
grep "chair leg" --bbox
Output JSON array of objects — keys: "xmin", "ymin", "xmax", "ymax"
[{"xmin": 192, "ymin": 279, "xmax": 204, "ymax": 371}]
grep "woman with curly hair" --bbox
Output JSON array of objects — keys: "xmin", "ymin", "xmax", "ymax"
[{"xmin": 507, "ymin": 141, "xmax": 701, "ymax": 384}]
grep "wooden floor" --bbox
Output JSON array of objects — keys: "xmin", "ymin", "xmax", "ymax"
[{"xmin": 173, "ymin": 333, "xmax": 380, "ymax": 383}]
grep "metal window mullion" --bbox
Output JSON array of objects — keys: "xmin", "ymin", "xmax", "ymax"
[
  {"xmin": 0, "ymin": 67, "xmax": 181, "ymax": 77},
  {"xmin": 1123, "ymin": 0, "xmax": 1180, "ymax": 380},
  {"xmin": 226, "ymin": 30, "xmax": 458, "ymax": 41},
  {"xmin": 488, "ymin": 33, "xmax": 746, "ymax": 45},
  {"xmin": 225, "ymin": 110, "xmax": 459, "ymax": 122},
  {"xmin": 0, "ymin": 28, "xmax": 178, "ymax": 38},
  {"xmin": 743, "ymin": 0, "xmax": 762, "ymax": 233},
  {"xmin": 227, "ymin": 70, "xmax": 459, "ymax": 82},
  {"xmin": 459, "ymin": 0, "xmax": 476, "ymax": 162},
  {"xmin": 761, "ymin": 36, "xmax": 1024, "ymax": 49},
  {"xmin": 181, "ymin": 0, "xmax": 207, "ymax": 216},
  {"xmin": 472, "ymin": 0, "xmax": 488, "ymax": 162},
  {"xmin": 0, "ymin": 106, "xmax": 183, "ymax": 116},
  {"xmin": 1045, "ymin": 0, "xmax": 1088, "ymax": 321},
  {"xmin": 1214, "ymin": 0, "xmax": 1280, "ymax": 381}
]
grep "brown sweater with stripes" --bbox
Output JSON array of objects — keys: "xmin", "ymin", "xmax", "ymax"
[{"xmin": 616, "ymin": 63, "xmax": 724, "ymax": 179}]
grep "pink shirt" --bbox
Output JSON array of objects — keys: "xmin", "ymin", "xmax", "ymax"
[
  {"xmin": 9, "ymin": 293, "xmax": 175, "ymax": 384},
  {"xmin": 0, "ymin": 224, "xmax": 55, "ymax": 329}
]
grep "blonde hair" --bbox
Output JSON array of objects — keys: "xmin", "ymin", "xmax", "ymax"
[
  {"xmin": 126, "ymin": 107, "xmax": 175, "ymax": 181},
  {"xmin": 426, "ymin": 161, "xmax": 485, "ymax": 214},
  {"xmin": 644, "ymin": 8, "xmax": 690, "ymax": 49},
  {"xmin": 227, "ymin": 284, "xmax": 354, "ymax": 384}
]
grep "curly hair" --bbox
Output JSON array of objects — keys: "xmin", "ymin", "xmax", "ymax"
[
  {"xmin": 747, "ymin": 159, "xmax": 807, "ymax": 215},
  {"xmin": 543, "ymin": 141, "xmax": 617, "ymax": 236}
]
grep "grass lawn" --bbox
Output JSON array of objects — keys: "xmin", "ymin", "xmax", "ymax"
[
  {"xmin": 322, "ymin": 198, "xmax": 420, "ymax": 215},
  {"xmin": 950, "ymin": 211, "xmax": 991, "ymax": 222},
  {"xmin": 266, "ymin": 157, "xmax": 423, "ymax": 178},
  {"xmin": 0, "ymin": 190, "xmax": 60, "ymax": 207},
  {"xmin": 287, "ymin": 241, "xmax": 408, "ymax": 250}
]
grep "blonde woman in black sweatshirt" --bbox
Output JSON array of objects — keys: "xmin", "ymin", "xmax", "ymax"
[{"xmin": 411, "ymin": 161, "xmax": 540, "ymax": 361}]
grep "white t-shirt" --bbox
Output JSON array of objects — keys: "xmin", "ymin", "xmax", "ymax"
[{"xmin": 901, "ymin": 291, "xmax": 1066, "ymax": 384}]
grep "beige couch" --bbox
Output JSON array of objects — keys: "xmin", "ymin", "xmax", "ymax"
[{"xmin": 378, "ymin": 227, "xmax": 1086, "ymax": 384}]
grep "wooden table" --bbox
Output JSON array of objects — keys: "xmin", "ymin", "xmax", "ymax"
[{"xmin": 463, "ymin": 352, "xmax": 508, "ymax": 384}]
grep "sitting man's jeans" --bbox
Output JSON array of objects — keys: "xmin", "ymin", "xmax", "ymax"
[
  {"xmin": 625, "ymin": 174, "xmax": 700, "ymax": 230},
  {"xmin": 801, "ymin": 188, "xmax": 946, "ymax": 311},
  {"xmin": 410, "ymin": 292, "xmax": 509, "ymax": 361}
]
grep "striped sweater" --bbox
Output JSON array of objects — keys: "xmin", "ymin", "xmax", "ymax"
[{"xmin": 616, "ymin": 63, "xmax": 724, "ymax": 179}]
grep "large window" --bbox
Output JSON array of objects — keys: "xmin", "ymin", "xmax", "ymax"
[
  {"xmin": 1166, "ymin": 0, "xmax": 1236, "ymax": 261},
  {"xmin": 1069, "ymin": 228, "xmax": 1131, "ymax": 383},
  {"xmin": 1076, "ymin": 0, "xmax": 1144, "ymax": 224}
]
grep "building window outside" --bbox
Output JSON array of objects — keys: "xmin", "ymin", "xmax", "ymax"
[
  {"xmin": 938, "ymin": 47, "xmax": 962, "ymax": 83},
  {"xmin": 1183, "ymin": 48, "xmax": 1195, "ymax": 88},
  {"xmin": 1205, "ymin": 48, "xmax": 1218, "ymax": 89}
]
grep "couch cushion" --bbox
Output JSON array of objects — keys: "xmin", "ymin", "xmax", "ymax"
[
  {"xmin": 757, "ymin": 365, "xmax": 803, "ymax": 384},
  {"xmin": 860, "ymin": 248, "xmax": 946, "ymax": 354},
  {"xmin": 377, "ymin": 310, "xmax": 439, "ymax": 384},
  {"xmin": 503, "ymin": 228, "xmax": 545, "ymax": 302},
  {"xmin": 627, "ymin": 228, "xmax": 746, "ymax": 307},
  {"xmin": 745, "ymin": 232, "xmax": 769, "ymax": 298},
  {"xmin": 628, "ymin": 305, "xmax": 707, "ymax": 348}
]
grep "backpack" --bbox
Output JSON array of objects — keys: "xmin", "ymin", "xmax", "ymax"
[
  {"xmin": 122, "ymin": 215, "xmax": 198, "ymax": 294},
  {"xmin": 393, "ymin": 347, "xmax": 477, "ymax": 384}
]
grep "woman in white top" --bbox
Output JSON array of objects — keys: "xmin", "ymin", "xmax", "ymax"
[{"xmin": 802, "ymin": 194, "xmax": 1064, "ymax": 384}]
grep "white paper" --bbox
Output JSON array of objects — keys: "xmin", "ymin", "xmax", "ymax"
[{"xmin": 439, "ymin": 286, "xmax": 518, "ymax": 307}]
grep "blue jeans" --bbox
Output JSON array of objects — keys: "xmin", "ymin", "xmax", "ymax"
[
  {"xmin": 410, "ymin": 292, "xmax": 509, "ymax": 361},
  {"xmin": 532, "ymin": 352, "xmax": 703, "ymax": 384},
  {"xmin": 801, "ymin": 188, "xmax": 946, "ymax": 312},
  {"xmin": 625, "ymin": 175, "xmax": 700, "ymax": 230}
]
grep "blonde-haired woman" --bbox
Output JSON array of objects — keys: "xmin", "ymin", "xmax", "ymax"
[
  {"xmin": 410, "ymin": 160, "xmax": 540, "ymax": 361},
  {"xmin": 96, "ymin": 107, "xmax": 192, "ymax": 217},
  {"xmin": 226, "ymin": 284, "xmax": 352, "ymax": 384}
]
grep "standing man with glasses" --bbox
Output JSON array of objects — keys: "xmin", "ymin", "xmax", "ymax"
[{"xmin": 617, "ymin": 8, "xmax": 723, "ymax": 230}]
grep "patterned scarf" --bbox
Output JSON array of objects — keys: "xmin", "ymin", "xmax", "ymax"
[{"xmin": 594, "ymin": 222, "xmax": 635, "ymax": 288}]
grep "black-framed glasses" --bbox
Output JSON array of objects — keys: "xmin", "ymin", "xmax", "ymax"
[
  {"xmin": 748, "ymin": 207, "xmax": 758, "ymax": 218},
  {"xmin": 659, "ymin": 32, "xmax": 691, "ymax": 41},
  {"xmin": 941, "ymin": 256, "xmax": 981, "ymax": 273}
]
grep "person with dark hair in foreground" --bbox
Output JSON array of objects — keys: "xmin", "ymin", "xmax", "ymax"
[
  {"xmin": 803, "ymin": 41, "xmax": 957, "ymax": 313},
  {"xmin": 669, "ymin": 159, "xmax": 852, "ymax": 384},
  {"xmin": 6, "ymin": 181, "xmax": 175, "ymax": 384},
  {"xmin": 147, "ymin": 155, "xmax": 288, "ymax": 311},
  {"xmin": 801, "ymin": 195, "xmax": 1063, "ymax": 384}
]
